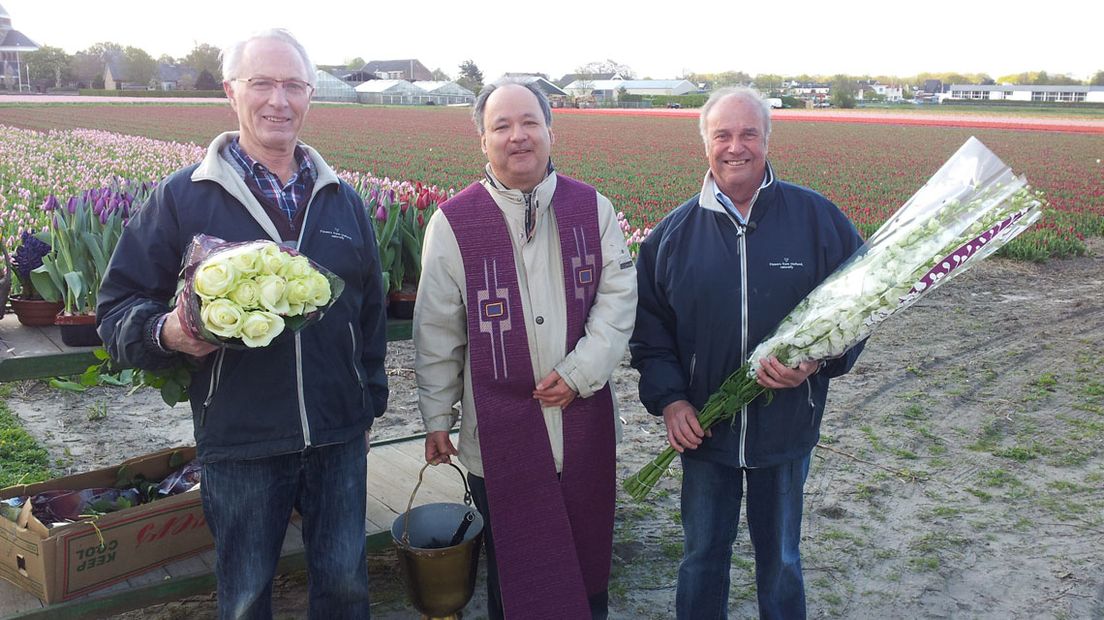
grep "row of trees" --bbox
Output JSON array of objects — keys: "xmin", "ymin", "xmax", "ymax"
[{"xmin": 19, "ymin": 41, "xmax": 223, "ymax": 91}]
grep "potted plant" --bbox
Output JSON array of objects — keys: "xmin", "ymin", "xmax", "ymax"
[
  {"xmin": 5, "ymin": 230, "xmax": 63, "ymax": 326},
  {"xmin": 31, "ymin": 184, "xmax": 142, "ymax": 346}
]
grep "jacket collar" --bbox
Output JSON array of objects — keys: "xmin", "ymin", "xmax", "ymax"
[
  {"xmin": 480, "ymin": 162, "xmax": 558, "ymax": 213},
  {"xmin": 698, "ymin": 160, "xmax": 776, "ymax": 217},
  {"xmin": 190, "ymin": 132, "xmax": 341, "ymax": 242}
]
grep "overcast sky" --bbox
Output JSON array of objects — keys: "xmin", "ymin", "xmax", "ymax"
[{"xmin": 4, "ymin": 0, "xmax": 1101, "ymax": 81}]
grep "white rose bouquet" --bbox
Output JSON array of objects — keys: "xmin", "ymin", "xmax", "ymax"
[
  {"xmin": 178, "ymin": 235, "xmax": 344, "ymax": 348},
  {"xmin": 624, "ymin": 137, "xmax": 1046, "ymax": 501}
]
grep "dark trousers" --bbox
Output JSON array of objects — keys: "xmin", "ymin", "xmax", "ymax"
[{"xmin": 467, "ymin": 473, "xmax": 609, "ymax": 619}]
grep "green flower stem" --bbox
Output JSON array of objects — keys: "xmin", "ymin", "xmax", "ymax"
[{"xmin": 622, "ymin": 364, "xmax": 767, "ymax": 501}]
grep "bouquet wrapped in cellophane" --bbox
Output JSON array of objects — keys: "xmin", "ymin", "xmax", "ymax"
[
  {"xmin": 178, "ymin": 235, "xmax": 345, "ymax": 348},
  {"xmin": 624, "ymin": 137, "xmax": 1045, "ymax": 501}
]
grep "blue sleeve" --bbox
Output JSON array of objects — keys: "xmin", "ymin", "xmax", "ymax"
[{"xmin": 96, "ymin": 178, "xmax": 185, "ymax": 371}]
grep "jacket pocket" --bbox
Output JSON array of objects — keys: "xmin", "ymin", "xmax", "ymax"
[
  {"xmin": 200, "ymin": 348, "xmax": 227, "ymax": 427},
  {"xmin": 348, "ymin": 322, "xmax": 366, "ymax": 410}
]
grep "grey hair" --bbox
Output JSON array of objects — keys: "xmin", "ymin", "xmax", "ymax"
[
  {"xmin": 472, "ymin": 77, "xmax": 553, "ymax": 134},
  {"xmin": 699, "ymin": 87, "xmax": 772, "ymax": 148},
  {"xmin": 221, "ymin": 28, "xmax": 316, "ymax": 84}
]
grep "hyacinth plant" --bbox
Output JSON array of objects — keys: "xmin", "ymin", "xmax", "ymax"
[
  {"xmin": 7, "ymin": 230, "xmax": 52, "ymax": 299},
  {"xmin": 623, "ymin": 137, "xmax": 1046, "ymax": 501}
]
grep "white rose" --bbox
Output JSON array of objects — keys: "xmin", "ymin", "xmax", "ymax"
[
  {"xmin": 255, "ymin": 274, "xmax": 290, "ymax": 314},
  {"xmin": 200, "ymin": 298, "xmax": 244, "ymax": 339},
  {"xmin": 305, "ymin": 272, "xmax": 332, "ymax": 307},
  {"xmin": 194, "ymin": 258, "xmax": 238, "ymax": 300},
  {"xmin": 227, "ymin": 278, "xmax": 261, "ymax": 309},
  {"xmin": 239, "ymin": 311, "xmax": 285, "ymax": 347},
  {"xmin": 279, "ymin": 255, "xmax": 314, "ymax": 280},
  {"xmin": 257, "ymin": 243, "xmax": 288, "ymax": 276},
  {"xmin": 223, "ymin": 246, "xmax": 262, "ymax": 276}
]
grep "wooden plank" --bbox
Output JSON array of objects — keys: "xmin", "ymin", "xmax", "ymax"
[
  {"xmin": 161, "ymin": 554, "xmax": 210, "ymax": 579},
  {"xmin": 0, "ymin": 316, "xmax": 66, "ymax": 357},
  {"xmin": 0, "ymin": 581, "xmax": 43, "ymax": 612},
  {"xmin": 125, "ymin": 565, "xmax": 170, "ymax": 589},
  {"xmin": 385, "ymin": 319, "xmax": 412, "ymax": 342}
]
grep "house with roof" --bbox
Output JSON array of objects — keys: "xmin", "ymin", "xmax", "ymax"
[
  {"xmin": 360, "ymin": 59, "xmax": 432, "ymax": 82},
  {"xmin": 354, "ymin": 79, "xmax": 428, "ymax": 105},
  {"xmin": 556, "ymin": 72, "xmax": 620, "ymax": 87},
  {"xmin": 155, "ymin": 63, "xmax": 198, "ymax": 90},
  {"xmin": 412, "ymin": 80, "xmax": 474, "ymax": 105},
  {"xmin": 103, "ymin": 52, "xmax": 148, "ymax": 90},
  {"xmin": 498, "ymin": 73, "xmax": 568, "ymax": 98},
  {"xmin": 0, "ymin": 3, "xmax": 38, "ymax": 91},
  {"xmin": 946, "ymin": 84, "xmax": 1104, "ymax": 104}
]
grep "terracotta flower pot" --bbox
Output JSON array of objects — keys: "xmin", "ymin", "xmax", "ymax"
[
  {"xmin": 388, "ymin": 291, "xmax": 417, "ymax": 320},
  {"xmin": 9, "ymin": 297, "xmax": 64, "ymax": 327},
  {"xmin": 54, "ymin": 312, "xmax": 101, "ymax": 347}
]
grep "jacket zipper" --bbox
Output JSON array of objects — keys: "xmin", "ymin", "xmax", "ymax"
[
  {"xmin": 738, "ymin": 230, "xmax": 749, "ymax": 467},
  {"xmin": 295, "ymin": 332, "xmax": 311, "ymax": 446},
  {"xmin": 720, "ymin": 209, "xmax": 754, "ymax": 468},
  {"xmin": 291, "ymin": 195, "xmax": 317, "ymax": 447},
  {"xmin": 688, "ymin": 353, "xmax": 697, "ymax": 388},
  {"xmin": 201, "ymin": 348, "xmax": 226, "ymax": 426}
]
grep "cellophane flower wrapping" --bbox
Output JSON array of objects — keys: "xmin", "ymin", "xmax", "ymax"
[
  {"xmin": 746, "ymin": 136, "xmax": 1043, "ymax": 375},
  {"xmin": 178, "ymin": 235, "xmax": 345, "ymax": 348},
  {"xmin": 623, "ymin": 137, "xmax": 1045, "ymax": 501}
]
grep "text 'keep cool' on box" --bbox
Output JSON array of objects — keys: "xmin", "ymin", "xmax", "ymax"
[{"xmin": 0, "ymin": 446, "xmax": 212, "ymax": 603}]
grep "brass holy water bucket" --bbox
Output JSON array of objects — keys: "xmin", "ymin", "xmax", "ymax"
[{"xmin": 391, "ymin": 462, "xmax": 484, "ymax": 620}]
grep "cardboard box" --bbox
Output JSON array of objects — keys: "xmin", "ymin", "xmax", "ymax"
[{"xmin": 0, "ymin": 446, "xmax": 213, "ymax": 603}]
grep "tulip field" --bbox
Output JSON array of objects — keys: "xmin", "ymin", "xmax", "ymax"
[{"xmin": 1, "ymin": 104, "xmax": 1101, "ymax": 260}]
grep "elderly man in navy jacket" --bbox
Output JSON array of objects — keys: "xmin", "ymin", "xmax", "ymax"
[
  {"xmin": 97, "ymin": 29, "xmax": 386, "ymax": 619},
  {"xmin": 631, "ymin": 87, "xmax": 865, "ymax": 619}
]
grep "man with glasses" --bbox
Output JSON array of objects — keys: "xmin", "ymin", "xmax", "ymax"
[{"xmin": 97, "ymin": 28, "xmax": 387, "ymax": 618}]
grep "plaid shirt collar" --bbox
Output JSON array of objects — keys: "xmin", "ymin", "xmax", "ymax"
[{"xmin": 227, "ymin": 137, "xmax": 316, "ymax": 220}]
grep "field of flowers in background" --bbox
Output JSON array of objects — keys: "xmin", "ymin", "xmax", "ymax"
[{"xmin": 0, "ymin": 104, "xmax": 1101, "ymax": 260}]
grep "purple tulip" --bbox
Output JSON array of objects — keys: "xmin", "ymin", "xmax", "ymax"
[
  {"xmin": 375, "ymin": 204, "xmax": 387, "ymax": 221},
  {"xmin": 43, "ymin": 195, "xmax": 59, "ymax": 212},
  {"xmin": 99, "ymin": 210, "xmax": 109, "ymax": 225},
  {"xmin": 66, "ymin": 196, "xmax": 78, "ymax": 214}
]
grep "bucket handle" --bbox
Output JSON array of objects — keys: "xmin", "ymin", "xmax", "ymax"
[{"xmin": 401, "ymin": 462, "xmax": 474, "ymax": 547}]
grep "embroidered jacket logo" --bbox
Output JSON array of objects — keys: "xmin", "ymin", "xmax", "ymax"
[{"xmin": 769, "ymin": 257, "xmax": 806, "ymax": 271}]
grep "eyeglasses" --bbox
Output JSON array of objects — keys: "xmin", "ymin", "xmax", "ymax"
[{"xmin": 233, "ymin": 77, "xmax": 314, "ymax": 98}]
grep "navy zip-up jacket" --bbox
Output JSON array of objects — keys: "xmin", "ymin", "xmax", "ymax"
[
  {"xmin": 97, "ymin": 133, "xmax": 388, "ymax": 463},
  {"xmin": 631, "ymin": 165, "xmax": 865, "ymax": 468}
]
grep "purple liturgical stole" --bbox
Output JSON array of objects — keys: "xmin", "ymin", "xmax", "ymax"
[{"xmin": 441, "ymin": 175, "xmax": 616, "ymax": 619}]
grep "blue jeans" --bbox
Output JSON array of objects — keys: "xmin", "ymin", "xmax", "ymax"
[
  {"xmin": 676, "ymin": 453, "xmax": 811, "ymax": 620},
  {"xmin": 201, "ymin": 435, "xmax": 371, "ymax": 620}
]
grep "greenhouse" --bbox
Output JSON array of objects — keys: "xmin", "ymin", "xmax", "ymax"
[
  {"xmin": 412, "ymin": 81, "xmax": 475, "ymax": 105},
  {"xmin": 354, "ymin": 79, "xmax": 428, "ymax": 105},
  {"xmin": 312, "ymin": 70, "xmax": 357, "ymax": 103}
]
